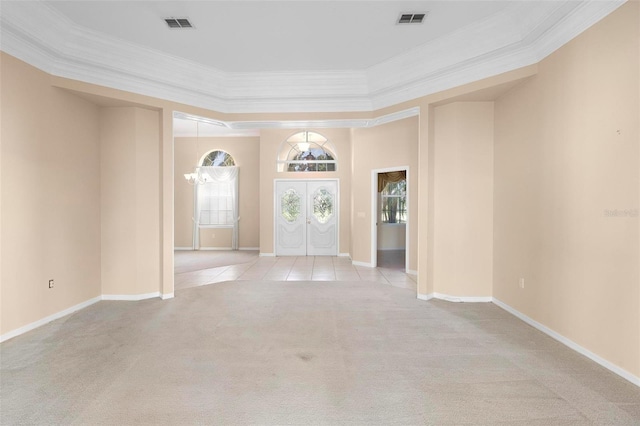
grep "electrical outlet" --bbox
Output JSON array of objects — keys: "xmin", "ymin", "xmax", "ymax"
[
  {"xmin": 519, "ymin": 278, "xmax": 525, "ymax": 289},
  {"xmin": 49, "ymin": 279, "xmax": 54, "ymax": 289}
]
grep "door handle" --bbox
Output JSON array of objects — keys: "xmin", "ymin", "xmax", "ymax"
[{"xmin": 307, "ymin": 219, "xmax": 311, "ymax": 224}]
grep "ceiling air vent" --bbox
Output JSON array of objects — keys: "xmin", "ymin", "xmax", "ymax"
[
  {"xmin": 164, "ymin": 18, "xmax": 193, "ymax": 29},
  {"xmin": 397, "ymin": 13, "xmax": 427, "ymax": 24}
]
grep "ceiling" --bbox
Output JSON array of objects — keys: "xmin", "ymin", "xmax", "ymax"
[
  {"xmin": 44, "ymin": 1, "xmax": 510, "ymax": 73},
  {"xmin": 0, "ymin": 1, "xmax": 624, "ymax": 114}
]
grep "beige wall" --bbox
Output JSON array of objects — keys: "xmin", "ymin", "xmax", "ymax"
[
  {"xmin": 100, "ymin": 107, "xmax": 161, "ymax": 296},
  {"xmin": 351, "ymin": 117, "xmax": 419, "ymax": 271},
  {"xmin": 174, "ymin": 136, "xmax": 260, "ymax": 249},
  {"xmin": 432, "ymin": 102, "xmax": 494, "ymax": 297},
  {"xmin": 259, "ymin": 128, "xmax": 351, "ymax": 255},
  {"xmin": 493, "ymin": 2, "xmax": 639, "ymax": 377},
  {"xmin": 1, "ymin": 54, "xmax": 102, "ymax": 334}
]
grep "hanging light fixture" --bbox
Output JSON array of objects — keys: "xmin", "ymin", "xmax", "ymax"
[
  {"xmin": 184, "ymin": 121, "xmax": 209, "ymax": 185},
  {"xmin": 183, "ymin": 171, "xmax": 203, "ymax": 185},
  {"xmin": 297, "ymin": 131, "xmax": 310, "ymax": 152}
]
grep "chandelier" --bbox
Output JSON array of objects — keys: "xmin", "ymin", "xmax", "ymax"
[{"xmin": 184, "ymin": 121, "xmax": 211, "ymax": 185}]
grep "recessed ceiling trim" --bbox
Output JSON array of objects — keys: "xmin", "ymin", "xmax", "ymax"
[
  {"xmin": 0, "ymin": 1, "xmax": 625, "ymax": 114},
  {"xmin": 173, "ymin": 107, "xmax": 421, "ymax": 133},
  {"xmin": 173, "ymin": 112, "xmax": 229, "ymax": 128}
]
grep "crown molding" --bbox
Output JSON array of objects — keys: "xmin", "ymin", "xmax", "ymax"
[
  {"xmin": 528, "ymin": 0, "xmax": 626, "ymax": 60},
  {"xmin": 368, "ymin": 0, "xmax": 625, "ymax": 109},
  {"xmin": 0, "ymin": 1, "xmax": 65, "ymax": 75},
  {"xmin": 175, "ymin": 107, "xmax": 420, "ymax": 131},
  {"xmin": 0, "ymin": 1, "xmax": 625, "ymax": 114}
]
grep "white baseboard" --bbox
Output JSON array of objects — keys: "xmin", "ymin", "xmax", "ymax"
[
  {"xmin": 176, "ymin": 247, "xmax": 259, "ymax": 252},
  {"xmin": 101, "ymin": 292, "xmax": 160, "ymax": 301},
  {"xmin": 407, "ymin": 269, "xmax": 417, "ymax": 275},
  {"xmin": 352, "ymin": 260, "xmax": 374, "ymax": 268},
  {"xmin": 433, "ymin": 293, "xmax": 492, "ymax": 303},
  {"xmin": 1, "ymin": 291, "xmax": 170, "ymax": 343},
  {"xmin": 258, "ymin": 252, "xmax": 350, "ymax": 257},
  {"xmin": 416, "ymin": 292, "xmax": 491, "ymax": 303},
  {"xmin": 198, "ymin": 247, "xmax": 233, "ymax": 251},
  {"xmin": 261, "ymin": 252, "xmax": 349, "ymax": 257},
  {"xmin": 0, "ymin": 296, "xmax": 102, "ymax": 343},
  {"xmin": 161, "ymin": 293, "xmax": 174, "ymax": 300},
  {"xmin": 492, "ymin": 298, "xmax": 640, "ymax": 388}
]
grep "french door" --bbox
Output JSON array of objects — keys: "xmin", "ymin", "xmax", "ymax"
[{"xmin": 275, "ymin": 180, "xmax": 338, "ymax": 256}]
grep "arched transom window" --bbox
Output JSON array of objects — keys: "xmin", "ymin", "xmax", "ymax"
[
  {"xmin": 201, "ymin": 150, "xmax": 235, "ymax": 167},
  {"xmin": 277, "ymin": 131, "xmax": 337, "ymax": 172}
]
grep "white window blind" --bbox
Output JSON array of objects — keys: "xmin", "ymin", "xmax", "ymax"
[
  {"xmin": 198, "ymin": 181, "xmax": 234, "ymax": 226},
  {"xmin": 194, "ymin": 166, "xmax": 239, "ymax": 249}
]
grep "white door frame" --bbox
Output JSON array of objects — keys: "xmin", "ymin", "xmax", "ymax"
[
  {"xmin": 371, "ymin": 166, "xmax": 410, "ymax": 270},
  {"xmin": 273, "ymin": 178, "xmax": 340, "ymax": 256}
]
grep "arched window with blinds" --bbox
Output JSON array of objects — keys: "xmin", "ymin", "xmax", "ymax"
[{"xmin": 194, "ymin": 150, "xmax": 240, "ymax": 250}]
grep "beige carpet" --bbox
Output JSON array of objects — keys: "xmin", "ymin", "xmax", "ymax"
[{"xmin": 2, "ymin": 280, "xmax": 639, "ymax": 425}]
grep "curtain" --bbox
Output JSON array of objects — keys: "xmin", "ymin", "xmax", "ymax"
[
  {"xmin": 195, "ymin": 166, "xmax": 240, "ymax": 250},
  {"xmin": 378, "ymin": 170, "xmax": 406, "ymax": 192}
]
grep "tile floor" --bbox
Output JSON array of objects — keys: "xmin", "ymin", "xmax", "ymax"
[{"xmin": 174, "ymin": 251, "xmax": 417, "ymax": 292}]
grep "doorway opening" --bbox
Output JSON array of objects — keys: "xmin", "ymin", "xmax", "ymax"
[
  {"xmin": 372, "ymin": 167, "xmax": 409, "ymax": 271},
  {"xmin": 173, "ymin": 112, "xmax": 261, "ymax": 291}
]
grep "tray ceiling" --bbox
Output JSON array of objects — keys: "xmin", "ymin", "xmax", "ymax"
[{"xmin": 0, "ymin": 1, "xmax": 625, "ymax": 113}]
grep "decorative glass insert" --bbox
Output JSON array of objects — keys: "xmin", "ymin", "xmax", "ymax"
[
  {"xmin": 287, "ymin": 150, "xmax": 336, "ymax": 172},
  {"xmin": 281, "ymin": 189, "xmax": 301, "ymax": 222},
  {"xmin": 313, "ymin": 188, "xmax": 333, "ymax": 224},
  {"xmin": 202, "ymin": 150, "xmax": 235, "ymax": 167},
  {"xmin": 277, "ymin": 131, "xmax": 337, "ymax": 172}
]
